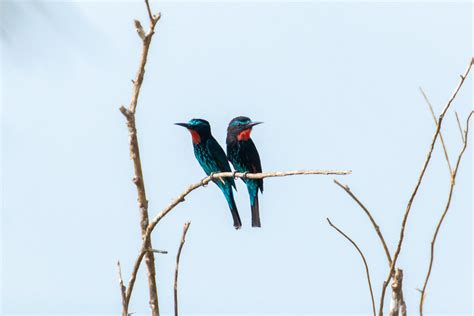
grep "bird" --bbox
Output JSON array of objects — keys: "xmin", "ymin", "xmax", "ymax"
[
  {"xmin": 175, "ymin": 119, "xmax": 242, "ymax": 229},
  {"xmin": 226, "ymin": 116, "xmax": 263, "ymax": 227}
]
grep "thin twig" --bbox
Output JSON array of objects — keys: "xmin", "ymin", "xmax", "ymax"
[
  {"xmin": 147, "ymin": 170, "xmax": 351, "ymax": 235},
  {"xmin": 419, "ymin": 111, "xmax": 473, "ymax": 315},
  {"xmin": 144, "ymin": 0, "xmax": 154, "ymax": 24},
  {"xmin": 333, "ymin": 179, "xmax": 392, "ymax": 266},
  {"xmin": 327, "ymin": 218, "xmax": 376, "ymax": 316},
  {"xmin": 174, "ymin": 222, "xmax": 191, "ymax": 316},
  {"xmin": 123, "ymin": 169, "xmax": 351, "ymax": 306},
  {"xmin": 419, "ymin": 87, "xmax": 452, "ymax": 174},
  {"xmin": 455, "ymin": 111, "xmax": 465, "ymax": 142},
  {"xmin": 378, "ymin": 58, "xmax": 473, "ymax": 316},
  {"xmin": 117, "ymin": 261, "xmax": 127, "ymax": 314},
  {"xmin": 389, "ymin": 268, "xmax": 407, "ymax": 316},
  {"xmin": 118, "ymin": 1, "xmax": 161, "ymax": 315}
]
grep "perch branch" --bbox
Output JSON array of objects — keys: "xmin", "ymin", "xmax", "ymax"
[
  {"xmin": 419, "ymin": 111, "xmax": 473, "ymax": 315},
  {"xmin": 327, "ymin": 218, "xmax": 376, "ymax": 316},
  {"xmin": 333, "ymin": 179, "xmax": 392, "ymax": 266},
  {"xmin": 118, "ymin": 1, "xmax": 161, "ymax": 316},
  {"xmin": 174, "ymin": 222, "xmax": 191, "ymax": 316},
  {"xmin": 378, "ymin": 58, "xmax": 473, "ymax": 316},
  {"xmin": 419, "ymin": 87, "xmax": 452, "ymax": 174},
  {"xmin": 123, "ymin": 169, "xmax": 351, "ymax": 306},
  {"xmin": 147, "ymin": 170, "xmax": 351, "ymax": 235}
]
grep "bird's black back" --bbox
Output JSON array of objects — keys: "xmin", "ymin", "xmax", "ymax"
[{"xmin": 227, "ymin": 138, "xmax": 263, "ymax": 193}]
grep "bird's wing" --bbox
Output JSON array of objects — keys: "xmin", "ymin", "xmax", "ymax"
[
  {"xmin": 207, "ymin": 137, "xmax": 236, "ymax": 189},
  {"xmin": 242, "ymin": 139, "xmax": 263, "ymax": 193}
]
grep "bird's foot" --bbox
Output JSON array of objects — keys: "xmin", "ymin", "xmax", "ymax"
[
  {"xmin": 243, "ymin": 171, "xmax": 249, "ymax": 179},
  {"xmin": 210, "ymin": 172, "xmax": 225, "ymax": 185},
  {"xmin": 232, "ymin": 170, "xmax": 238, "ymax": 179},
  {"xmin": 201, "ymin": 177, "xmax": 209, "ymax": 187}
]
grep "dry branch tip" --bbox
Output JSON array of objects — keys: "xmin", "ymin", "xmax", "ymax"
[
  {"xmin": 174, "ymin": 221, "xmax": 191, "ymax": 316},
  {"xmin": 455, "ymin": 111, "xmax": 465, "ymax": 142},
  {"xmin": 133, "ymin": 19, "xmax": 146, "ymax": 41},
  {"xmin": 327, "ymin": 217, "xmax": 376, "ymax": 316}
]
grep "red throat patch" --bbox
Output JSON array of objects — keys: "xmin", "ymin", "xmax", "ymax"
[
  {"xmin": 189, "ymin": 130, "xmax": 201, "ymax": 144},
  {"xmin": 237, "ymin": 128, "xmax": 252, "ymax": 141}
]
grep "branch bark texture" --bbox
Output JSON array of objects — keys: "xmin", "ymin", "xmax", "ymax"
[{"xmin": 118, "ymin": 1, "xmax": 161, "ymax": 315}]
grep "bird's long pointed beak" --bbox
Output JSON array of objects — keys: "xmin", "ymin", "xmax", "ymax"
[
  {"xmin": 249, "ymin": 121, "xmax": 263, "ymax": 127},
  {"xmin": 174, "ymin": 122, "xmax": 190, "ymax": 128}
]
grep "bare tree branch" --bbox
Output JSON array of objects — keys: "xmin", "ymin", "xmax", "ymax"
[
  {"xmin": 389, "ymin": 268, "xmax": 407, "ymax": 316},
  {"xmin": 117, "ymin": 261, "xmax": 128, "ymax": 315},
  {"xmin": 419, "ymin": 111, "xmax": 473, "ymax": 315},
  {"xmin": 333, "ymin": 179, "xmax": 392, "ymax": 266},
  {"xmin": 126, "ymin": 3, "xmax": 161, "ymax": 115},
  {"xmin": 118, "ymin": 1, "xmax": 161, "ymax": 315},
  {"xmin": 175, "ymin": 222, "xmax": 191, "ymax": 316},
  {"xmin": 327, "ymin": 218, "xmax": 376, "ymax": 316},
  {"xmin": 419, "ymin": 87, "xmax": 452, "ymax": 174},
  {"xmin": 147, "ymin": 170, "xmax": 351, "ymax": 235},
  {"xmin": 378, "ymin": 58, "xmax": 473, "ymax": 316}
]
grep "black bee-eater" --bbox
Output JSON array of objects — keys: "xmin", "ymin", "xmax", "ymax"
[
  {"xmin": 226, "ymin": 116, "xmax": 263, "ymax": 227},
  {"xmin": 175, "ymin": 119, "xmax": 242, "ymax": 229}
]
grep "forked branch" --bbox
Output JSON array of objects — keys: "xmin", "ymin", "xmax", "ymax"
[
  {"xmin": 378, "ymin": 58, "xmax": 473, "ymax": 315},
  {"xmin": 175, "ymin": 222, "xmax": 191, "ymax": 316},
  {"xmin": 333, "ymin": 179, "xmax": 392, "ymax": 266},
  {"xmin": 419, "ymin": 87, "xmax": 452, "ymax": 174},
  {"xmin": 419, "ymin": 111, "xmax": 473, "ymax": 314}
]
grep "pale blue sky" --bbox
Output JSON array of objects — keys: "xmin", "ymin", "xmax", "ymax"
[{"xmin": 1, "ymin": 0, "xmax": 472, "ymax": 314}]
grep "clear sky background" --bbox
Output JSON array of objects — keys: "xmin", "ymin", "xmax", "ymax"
[{"xmin": 1, "ymin": 0, "xmax": 472, "ymax": 314}]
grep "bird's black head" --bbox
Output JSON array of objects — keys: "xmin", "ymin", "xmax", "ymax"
[
  {"xmin": 175, "ymin": 118, "xmax": 212, "ymax": 144},
  {"xmin": 227, "ymin": 116, "xmax": 262, "ymax": 143}
]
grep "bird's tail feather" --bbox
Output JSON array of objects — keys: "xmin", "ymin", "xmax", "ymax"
[
  {"xmin": 224, "ymin": 187, "xmax": 242, "ymax": 229},
  {"xmin": 251, "ymin": 194, "xmax": 261, "ymax": 228}
]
